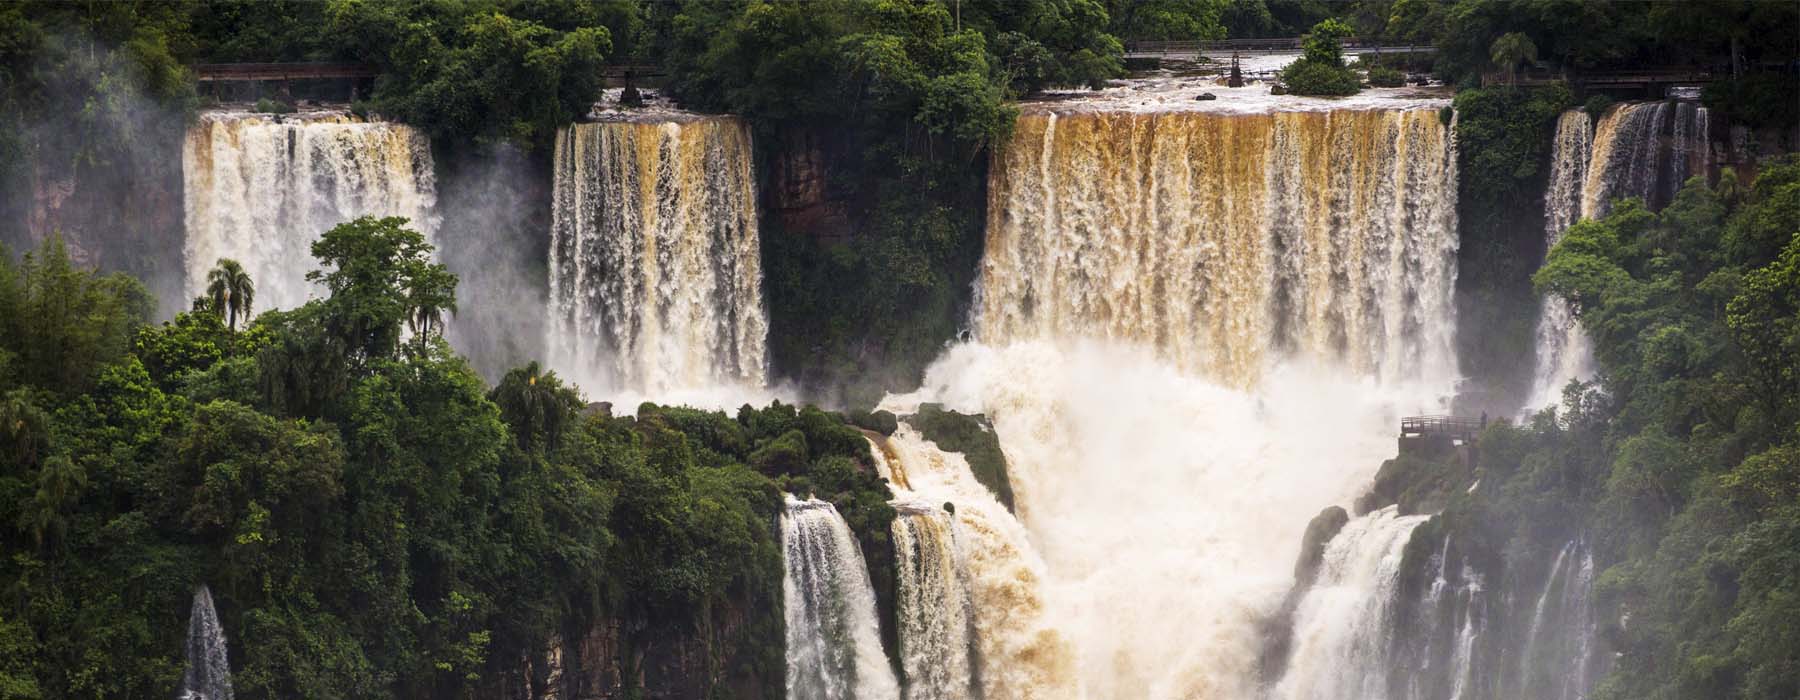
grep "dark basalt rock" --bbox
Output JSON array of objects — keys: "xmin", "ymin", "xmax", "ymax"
[{"xmin": 1258, "ymin": 505, "xmax": 1350, "ymax": 682}]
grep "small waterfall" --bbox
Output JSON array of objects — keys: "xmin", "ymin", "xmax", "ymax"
[
  {"xmin": 781, "ymin": 496, "xmax": 900, "ymax": 700},
  {"xmin": 1582, "ymin": 101, "xmax": 1711, "ymax": 218},
  {"xmin": 891, "ymin": 505, "xmax": 974, "ymax": 700},
  {"xmin": 1527, "ymin": 110, "xmax": 1598, "ymax": 410},
  {"xmin": 1274, "ymin": 506, "xmax": 1429, "ymax": 700},
  {"xmin": 546, "ymin": 117, "xmax": 768, "ymax": 396},
  {"xmin": 1531, "ymin": 102, "xmax": 1710, "ymax": 410},
  {"xmin": 182, "ymin": 111, "xmax": 437, "ymax": 312},
  {"xmin": 1514, "ymin": 540, "xmax": 1601, "ymax": 700},
  {"xmin": 180, "ymin": 585, "xmax": 233, "ymax": 700},
  {"xmin": 872, "ymin": 427, "xmax": 1075, "ymax": 700},
  {"xmin": 979, "ymin": 108, "xmax": 1458, "ymax": 387}
]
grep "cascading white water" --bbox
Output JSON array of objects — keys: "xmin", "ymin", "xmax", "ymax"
[
  {"xmin": 1515, "ymin": 540, "xmax": 1600, "ymax": 700},
  {"xmin": 891, "ymin": 505, "xmax": 975, "ymax": 700},
  {"xmin": 979, "ymin": 107, "xmax": 1459, "ymax": 386},
  {"xmin": 181, "ymin": 585, "xmax": 233, "ymax": 700},
  {"xmin": 546, "ymin": 117, "xmax": 768, "ymax": 399},
  {"xmin": 781, "ymin": 495, "xmax": 900, "ymax": 700},
  {"xmin": 870, "ymin": 428, "xmax": 1075, "ymax": 700},
  {"xmin": 1528, "ymin": 102, "xmax": 1712, "ymax": 410},
  {"xmin": 1273, "ymin": 507, "xmax": 1430, "ymax": 700},
  {"xmin": 1526, "ymin": 111, "xmax": 1598, "ymax": 410},
  {"xmin": 883, "ymin": 95, "xmax": 1459, "ymax": 699},
  {"xmin": 1582, "ymin": 101, "xmax": 1711, "ymax": 218},
  {"xmin": 182, "ymin": 111, "xmax": 437, "ymax": 312}
]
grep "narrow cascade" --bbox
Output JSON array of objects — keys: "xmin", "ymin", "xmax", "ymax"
[
  {"xmin": 182, "ymin": 111, "xmax": 437, "ymax": 312},
  {"xmin": 546, "ymin": 117, "xmax": 768, "ymax": 396},
  {"xmin": 1526, "ymin": 111, "xmax": 1598, "ymax": 410},
  {"xmin": 180, "ymin": 585, "xmax": 233, "ymax": 700},
  {"xmin": 781, "ymin": 496, "xmax": 900, "ymax": 700},
  {"xmin": 980, "ymin": 108, "xmax": 1458, "ymax": 387},
  {"xmin": 1392, "ymin": 536, "xmax": 1488, "ymax": 700},
  {"xmin": 891, "ymin": 506, "xmax": 974, "ymax": 700},
  {"xmin": 872, "ymin": 428, "xmax": 1076, "ymax": 700},
  {"xmin": 1514, "ymin": 540, "xmax": 1601, "ymax": 700},
  {"xmin": 1273, "ymin": 506, "xmax": 1430, "ymax": 700},
  {"xmin": 1530, "ymin": 101, "xmax": 1710, "ymax": 410}
]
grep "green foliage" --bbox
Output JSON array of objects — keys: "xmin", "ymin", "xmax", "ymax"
[
  {"xmin": 1279, "ymin": 19, "xmax": 1360, "ymax": 96},
  {"xmin": 0, "ymin": 236, "xmax": 151, "ymax": 397},
  {"xmin": 1428, "ymin": 164, "xmax": 1800, "ymax": 698},
  {"xmin": 1449, "ymin": 85, "xmax": 1574, "ymax": 406},
  {"xmin": 250, "ymin": 98, "xmax": 294, "ymax": 114},
  {"xmin": 907, "ymin": 404, "xmax": 1014, "ymax": 512},
  {"xmin": 305, "ymin": 216, "xmax": 458, "ymax": 361},
  {"xmin": 1364, "ymin": 64, "xmax": 1405, "ymax": 87},
  {"xmin": 1106, "ymin": 0, "xmax": 1228, "ymax": 41},
  {"xmin": 325, "ymin": 0, "xmax": 612, "ymax": 146},
  {"xmin": 659, "ymin": 0, "xmax": 1125, "ymax": 403}
]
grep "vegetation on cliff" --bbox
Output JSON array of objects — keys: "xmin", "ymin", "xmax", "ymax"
[
  {"xmin": 0, "ymin": 218, "xmax": 896, "ymax": 698},
  {"xmin": 1374, "ymin": 161, "xmax": 1800, "ymax": 699}
]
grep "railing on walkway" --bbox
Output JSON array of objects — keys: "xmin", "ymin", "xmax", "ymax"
[{"xmin": 1401, "ymin": 415, "xmax": 1484, "ymax": 440}]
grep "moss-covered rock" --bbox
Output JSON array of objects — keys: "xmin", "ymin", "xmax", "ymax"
[
  {"xmin": 1356, "ymin": 437, "xmax": 1475, "ymax": 515},
  {"xmin": 907, "ymin": 403, "xmax": 1015, "ymax": 512}
]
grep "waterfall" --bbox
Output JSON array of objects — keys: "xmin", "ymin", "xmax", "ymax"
[
  {"xmin": 1514, "ymin": 540, "xmax": 1601, "ymax": 700},
  {"xmin": 979, "ymin": 108, "xmax": 1458, "ymax": 387},
  {"xmin": 884, "ymin": 99, "xmax": 1458, "ymax": 699},
  {"xmin": 891, "ymin": 505, "xmax": 975, "ymax": 700},
  {"xmin": 1529, "ymin": 102, "xmax": 1711, "ymax": 410},
  {"xmin": 1273, "ymin": 507, "xmax": 1430, "ymax": 700},
  {"xmin": 182, "ymin": 111, "xmax": 437, "ymax": 312},
  {"xmin": 871, "ymin": 428, "xmax": 1075, "ymax": 700},
  {"xmin": 545, "ymin": 117, "xmax": 767, "ymax": 397},
  {"xmin": 1526, "ymin": 111, "xmax": 1598, "ymax": 410},
  {"xmin": 180, "ymin": 585, "xmax": 233, "ymax": 700},
  {"xmin": 781, "ymin": 495, "xmax": 900, "ymax": 700},
  {"xmin": 1582, "ymin": 101, "xmax": 1711, "ymax": 218}
]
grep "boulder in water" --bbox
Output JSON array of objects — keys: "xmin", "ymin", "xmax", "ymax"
[{"xmin": 1196, "ymin": 92, "xmax": 1218, "ymax": 101}]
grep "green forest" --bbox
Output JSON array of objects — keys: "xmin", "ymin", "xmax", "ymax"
[{"xmin": 2, "ymin": 0, "xmax": 1799, "ymax": 699}]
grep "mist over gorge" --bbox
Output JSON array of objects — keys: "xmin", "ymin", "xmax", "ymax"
[{"xmin": 1, "ymin": 3, "xmax": 1797, "ymax": 700}]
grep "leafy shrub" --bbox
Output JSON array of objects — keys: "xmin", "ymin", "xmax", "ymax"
[
  {"xmin": 1584, "ymin": 94, "xmax": 1615, "ymax": 117},
  {"xmin": 252, "ymin": 97, "xmax": 294, "ymax": 114},
  {"xmin": 1366, "ymin": 65, "xmax": 1406, "ymax": 88},
  {"xmin": 1704, "ymin": 73, "xmax": 1800, "ymax": 130},
  {"xmin": 1282, "ymin": 60, "xmax": 1362, "ymax": 96}
]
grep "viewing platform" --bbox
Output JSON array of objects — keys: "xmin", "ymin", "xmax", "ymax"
[{"xmin": 1401, "ymin": 415, "xmax": 1484, "ymax": 442}]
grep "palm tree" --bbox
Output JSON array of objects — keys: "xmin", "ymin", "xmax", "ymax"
[
  {"xmin": 205, "ymin": 258, "xmax": 255, "ymax": 331},
  {"xmin": 488, "ymin": 362, "xmax": 579, "ymax": 450},
  {"xmin": 404, "ymin": 264, "xmax": 458, "ymax": 344},
  {"xmin": 1490, "ymin": 32, "xmax": 1538, "ymax": 86}
]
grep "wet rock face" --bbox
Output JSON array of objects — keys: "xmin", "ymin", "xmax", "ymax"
[
  {"xmin": 1258, "ymin": 505, "xmax": 1351, "ymax": 681},
  {"xmin": 1294, "ymin": 506, "xmax": 1350, "ymax": 585},
  {"xmin": 485, "ymin": 589, "xmax": 782, "ymax": 700},
  {"xmin": 768, "ymin": 127, "xmax": 852, "ymax": 240},
  {"xmin": 18, "ymin": 120, "xmax": 187, "ymax": 315}
]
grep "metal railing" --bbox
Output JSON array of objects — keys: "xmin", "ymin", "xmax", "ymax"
[{"xmin": 1401, "ymin": 415, "xmax": 1484, "ymax": 438}]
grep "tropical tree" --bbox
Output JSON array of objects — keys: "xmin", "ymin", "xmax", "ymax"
[
  {"xmin": 488, "ymin": 361, "xmax": 581, "ymax": 451},
  {"xmin": 1489, "ymin": 31, "xmax": 1537, "ymax": 86},
  {"xmin": 206, "ymin": 258, "xmax": 255, "ymax": 331}
]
